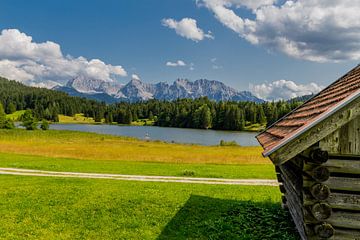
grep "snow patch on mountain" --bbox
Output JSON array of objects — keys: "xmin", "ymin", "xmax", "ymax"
[{"xmin": 53, "ymin": 75, "xmax": 264, "ymax": 103}]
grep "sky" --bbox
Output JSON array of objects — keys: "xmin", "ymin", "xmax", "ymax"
[{"xmin": 0, "ymin": 0, "xmax": 359, "ymax": 100}]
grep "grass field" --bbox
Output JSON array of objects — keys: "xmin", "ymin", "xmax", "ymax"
[
  {"xmin": 131, "ymin": 118, "xmax": 155, "ymax": 126},
  {"xmin": 0, "ymin": 175, "xmax": 298, "ymax": 240},
  {"xmin": 0, "ymin": 152, "xmax": 275, "ymax": 179},
  {"xmin": 0, "ymin": 129, "xmax": 273, "ymax": 178},
  {"xmin": 244, "ymin": 123, "xmax": 266, "ymax": 132},
  {"xmin": 0, "ymin": 129, "xmax": 268, "ymax": 165},
  {"xmin": 0, "ymin": 129, "xmax": 298, "ymax": 239},
  {"xmin": 58, "ymin": 113, "xmax": 98, "ymax": 124}
]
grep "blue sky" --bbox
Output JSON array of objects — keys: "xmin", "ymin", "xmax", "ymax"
[{"xmin": 0, "ymin": 0, "xmax": 359, "ymax": 100}]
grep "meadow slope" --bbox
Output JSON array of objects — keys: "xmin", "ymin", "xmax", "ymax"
[{"xmin": 0, "ymin": 129, "xmax": 299, "ymax": 239}]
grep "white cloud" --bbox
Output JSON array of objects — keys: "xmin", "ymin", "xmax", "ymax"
[
  {"xmin": 212, "ymin": 65, "xmax": 222, "ymax": 70},
  {"xmin": 0, "ymin": 29, "xmax": 127, "ymax": 86},
  {"xmin": 166, "ymin": 60, "xmax": 187, "ymax": 67},
  {"xmin": 162, "ymin": 18, "xmax": 214, "ymax": 42},
  {"xmin": 210, "ymin": 57, "xmax": 222, "ymax": 69},
  {"xmin": 250, "ymin": 79, "xmax": 324, "ymax": 101},
  {"xmin": 198, "ymin": 0, "xmax": 360, "ymax": 62},
  {"xmin": 189, "ymin": 62, "xmax": 195, "ymax": 71},
  {"xmin": 131, "ymin": 74, "xmax": 141, "ymax": 81}
]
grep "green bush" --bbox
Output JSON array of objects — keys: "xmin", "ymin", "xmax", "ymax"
[
  {"xmin": 40, "ymin": 119, "xmax": 49, "ymax": 130},
  {"xmin": 219, "ymin": 140, "xmax": 239, "ymax": 146},
  {"xmin": 182, "ymin": 170, "xmax": 196, "ymax": 177},
  {"xmin": 21, "ymin": 110, "xmax": 37, "ymax": 130},
  {"xmin": 3, "ymin": 119, "xmax": 15, "ymax": 129}
]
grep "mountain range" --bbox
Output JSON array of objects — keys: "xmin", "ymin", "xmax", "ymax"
[{"xmin": 53, "ymin": 76, "xmax": 263, "ymax": 103}]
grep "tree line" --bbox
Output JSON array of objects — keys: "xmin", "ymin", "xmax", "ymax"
[
  {"xmin": 108, "ymin": 98, "xmax": 302, "ymax": 130},
  {"xmin": 0, "ymin": 77, "xmax": 304, "ymax": 131}
]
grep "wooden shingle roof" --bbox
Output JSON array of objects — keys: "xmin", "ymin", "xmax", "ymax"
[{"xmin": 257, "ymin": 65, "xmax": 360, "ymax": 157}]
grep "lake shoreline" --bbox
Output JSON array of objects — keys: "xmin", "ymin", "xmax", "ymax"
[
  {"xmin": 50, "ymin": 123, "xmax": 260, "ymax": 146},
  {"xmin": 52, "ymin": 121, "xmax": 264, "ymax": 133}
]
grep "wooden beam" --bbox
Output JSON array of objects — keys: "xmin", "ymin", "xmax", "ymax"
[
  {"xmin": 269, "ymin": 97, "xmax": 360, "ymax": 165},
  {"xmin": 333, "ymin": 227, "xmax": 360, "ymax": 240},
  {"xmin": 328, "ymin": 211, "xmax": 360, "ymax": 230},
  {"xmin": 302, "ymin": 148, "xmax": 329, "ymax": 164},
  {"xmin": 305, "ymin": 176, "xmax": 360, "ymax": 192},
  {"xmin": 308, "ymin": 183, "xmax": 331, "ymax": 201},
  {"xmin": 304, "ymin": 192, "xmax": 360, "ymax": 211},
  {"xmin": 320, "ymin": 115, "xmax": 360, "ymax": 155},
  {"xmin": 279, "ymin": 163, "xmax": 303, "ymax": 195},
  {"xmin": 314, "ymin": 223, "xmax": 335, "ymax": 239},
  {"xmin": 304, "ymin": 166, "xmax": 330, "ymax": 182},
  {"xmin": 323, "ymin": 159, "xmax": 360, "ymax": 175},
  {"xmin": 283, "ymin": 186, "xmax": 307, "ymax": 240},
  {"xmin": 311, "ymin": 202, "xmax": 332, "ymax": 221}
]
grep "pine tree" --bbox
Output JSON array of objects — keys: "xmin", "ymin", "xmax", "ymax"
[
  {"xmin": 94, "ymin": 112, "xmax": 102, "ymax": 122},
  {"xmin": 239, "ymin": 109, "xmax": 245, "ymax": 130},
  {"xmin": 200, "ymin": 105, "xmax": 212, "ymax": 129},
  {"xmin": 148, "ymin": 111, "xmax": 154, "ymax": 120},
  {"xmin": 132, "ymin": 110, "xmax": 138, "ymax": 121},
  {"xmin": 6, "ymin": 102, "xmax": 16, "ymax": 114},
  {"xmin": 124, "ymin": 108, "xmax": 133, "ymax": 124},
  {"xmin": 258, "ymin": 106, "xmax": 267, "ymax": 124},
  {"xmin": 0, "ymin": 103, "xmax": 6, "ymax": 128}
]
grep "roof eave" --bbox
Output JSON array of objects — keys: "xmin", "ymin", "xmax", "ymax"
[{"xmin": 262, "ymin": 89, "xmax": 360, "ymax": 158}]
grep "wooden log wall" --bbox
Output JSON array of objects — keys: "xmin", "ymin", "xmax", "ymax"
[{"xmin": 276, "ymin": 147, "xmax": 360, "ymax": 240}]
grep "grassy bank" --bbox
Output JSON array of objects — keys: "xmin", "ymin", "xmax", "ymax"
[
  {"xmin": 0, "ymin": 152, "xmax": 275, "ymax": 179},
  {"xmin": 0, "ymin": 129, "xmax": 298, "ymax": 239},
  {"xmin": 0, "ymin": 175, "xmax": 298, "ymax": 240},
  {"xmin": 58, "ymin": 114, "xmax": 97, "ymax": 124},
  {"xmin": 0, "ymin": 129, "xmax": 267, "ymax": 165},
  {"xmin": 0, "ymin": 129, "xmax": 272, "ymax": 178}
]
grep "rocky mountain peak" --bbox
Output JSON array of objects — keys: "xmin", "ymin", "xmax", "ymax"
[{"xmin": 56, "ymin": 76, "xmax": 264, "ymax": 103}]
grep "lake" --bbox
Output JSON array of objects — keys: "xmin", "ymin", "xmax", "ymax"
[{"xmin": 50, "ymin": 124, "xmax": 259, "ymax": 146}]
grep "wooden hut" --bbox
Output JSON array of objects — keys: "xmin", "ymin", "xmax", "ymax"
[{"xmin": 256, "ymin": 65, "xmax": 360, "ymax": 240}]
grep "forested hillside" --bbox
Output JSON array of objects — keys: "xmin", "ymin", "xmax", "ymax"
[
  {"xmin": 0, "ymin": 77, "xmax": 304, "ymax": 130},
  {"xmin": 0, "ymin": 77, "xmax": 105, "ymax": 121}
]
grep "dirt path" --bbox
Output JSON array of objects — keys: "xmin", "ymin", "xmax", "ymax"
[{"xmin": 0, "ymin": 167, "xmax": 278, "ymax": 186}]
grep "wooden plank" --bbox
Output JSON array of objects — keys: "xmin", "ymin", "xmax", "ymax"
[
  {"xmin": 287, "ymin": 204, "xmax": 307, "ymax": 240},
  {"xmin": 269, "ymin": 97, "xmax": 360, "ymax": 164},
  {"xmin": 279, "ymin": 163, "xmax": 303, "ymax": 196},
  {"xmin": 333, "ymin": 228, "xmax": 360, "ymax": 240},
  {"xmin": 301, "ymin": 148, "xmax": 329, "ymax": 164},
  {"xmin": 282, "ymin": 179, "xmax": 304, "ymax": 217},
  {"xmin": 305, "ymin": 192, "xmax": 360, "ymax": 211},
  {"xmin": 304, "ymin": 165, "xmax": 330, "ymax": 182},
  {"xmin": 323, "ymin": 159, "xmax": 360, "ymax": 175},
  {"xmin": 283, "ymin": 185, "xmax": 307, "ymax": 240},
  {"xmin": 339, "ymin": 115, "xmax": 360, "ymax": 154},
  {"xmin": 328, "ymin": 211, "xmax": 360, "ymax": 230},
  {"xmin": 304, "ymin": 176, "xmax": 360, "ymax": 192},
  {"xmin": 305, "ymin": 211, "xmax": 360, "ymax": 234},
  {"xmin": 320, "ymin": 115, "xmax": 360, "ymax": 155},
  {"xmin": 290, "ymin": 157, "xmax": 304, "ymax": 170},
  {"xmin": 329, "ymin": 154, "xmax": 360, "ymax": 160}
]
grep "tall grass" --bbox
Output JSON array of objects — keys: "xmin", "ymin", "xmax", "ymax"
[{"xmin": 0, "ymin": 129, "xmax": 269, "ymax": 165}]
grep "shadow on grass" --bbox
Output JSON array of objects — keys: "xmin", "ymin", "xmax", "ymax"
[{"xmin": 158, "ymin": 195, "xmax": 300, "ymax": 240}]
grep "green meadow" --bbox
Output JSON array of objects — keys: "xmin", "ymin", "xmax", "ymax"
[
  {"xmin": 0, "ymin": 129, "xmax": 298, "ymax": 239},
  {"xmin": 0, "ymin": 176, "xmax": 298, "ymax": 240}
]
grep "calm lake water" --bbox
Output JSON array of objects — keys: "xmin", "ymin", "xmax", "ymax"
[{"xmin": 50, "ymin": 124, "xmax": 259, "ymax": 146}]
